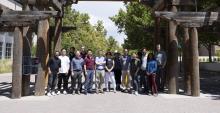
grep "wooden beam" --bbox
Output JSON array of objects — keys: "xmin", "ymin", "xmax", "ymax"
[
  {"xmin": 35, "ymin": 19, "xmax": 49, "ymax": 96},
  {"xmin": 11, "ymin": 27, "xmax": 23, "ymax": 99}
]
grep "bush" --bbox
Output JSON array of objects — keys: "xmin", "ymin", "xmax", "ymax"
[{"xmin": 0, "ymin": 59, "xmax": 12, "ymax": 73}]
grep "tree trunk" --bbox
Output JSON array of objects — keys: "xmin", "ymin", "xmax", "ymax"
[
  {"xmin": 154, "ymin": 17, "xmax": 160, "ymax": 50},
  {"xmin": 54, "ymin": 17, "xmax": 62, "ymax": 52},
  {"xmin": 183, "ymin": 28, "xmax": 191, "ymax": 95},
  {"xmin": 35, "ymin": 19, "xmax": 49, "ymax": 96},
  {"xmin": 167, "ymin": 5, "xmax": 178, "ymax": 94},
  {"xmin": 12, "ymin": 27, "xmax": 23, "ymax": 99},
  {"xmin": 189, "ymin": 27, "xmax": 200, "ymax": 97}
]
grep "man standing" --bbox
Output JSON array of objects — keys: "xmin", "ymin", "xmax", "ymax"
[
  {"xmin": 114, "ymin": 50, "xmax": 122, "ymax": 91},
  {"xmin": 140, "ymin": 48, "xmax": 149, "ymax": 94},
  {"xmin": 58, "ymin": 49, "xmax": 70, "ymax": 95},
  {"xmin": 121, "ymin": 49, "xmax": 131, "ymax": 93},
  {"xmin": 47, "ymin": 51, "xmax": 61, "ymax": 96},
  {"xmin": 84, "ymin": 49, "xmax": 95, "ymax": 95},
  {"xmin": 68, "ymin": 47, "xmax": 75, "ymax": 91},
  {"xmin": 95, "ymin": 50, "xmax": 106, "ymax": 94},
  {"xmin": 155, "ymin": 44, "xmax": 167, "ymax": 92},
  {"xmin": 71, "ymin": 51, "xmax": 84, "ymax": 95}
]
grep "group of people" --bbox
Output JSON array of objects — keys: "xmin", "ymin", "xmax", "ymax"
[{"xmin": 46, "ymin": 44, "xmax": 167, "ymax": 97}]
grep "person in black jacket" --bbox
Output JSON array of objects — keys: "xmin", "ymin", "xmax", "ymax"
[{"xmin": 47, "ymin": 51, "xmax": 61, "ymax": 96}]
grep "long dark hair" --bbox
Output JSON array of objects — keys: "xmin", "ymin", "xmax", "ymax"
[{"xmin": 147, "ymin": 53, "xmax": 155, "ymax": 61}]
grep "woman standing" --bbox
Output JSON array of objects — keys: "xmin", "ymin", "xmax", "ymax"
[
  {"xmin": 105, "ymin": 52, "xmax": 116, "ymax": 93},
  {"xmin": 146, "ymin": 53, "xmax": 158, "ymax": 96}
]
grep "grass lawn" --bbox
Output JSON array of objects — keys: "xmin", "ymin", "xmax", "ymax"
[{"xmin": 0, "ymin": 59, "xmax": 12, "ymax": 73}]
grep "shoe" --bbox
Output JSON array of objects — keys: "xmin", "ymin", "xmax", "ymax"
[
  {"xmin": 63, "ymin": 91, "xmax": 67, "ymax": 95},
  {"xmin": 96, "ymin": 89, "xmax": 99, "ymax": 94},
  {"xmin": 56, "ymin": 91, "xmax": 61, "ymax": 95},
  {"xmin": 106, "ymin": 89, "xmax": 110, "ymax": 92},
  {"xmin": 134, "ymin": 91, "xmax": 139, "ymax": 96},
  {"xmin": 100, "ymin": 90, "xmax": 104, "ymax": 94},
  {"xmin": 72, "ymin": 91, "xmax": 75, "ymax": 95},
  {"xmin": 153, "ymin": 94, "xmax": 158, "ymax": 97},
  {"xmin": 47, "ymin": 93, "xmax": 52, "ymax": 97},
  {"xmin": 113, "ymin": 89, "xmax": 116, "ymax": 93},
  {"xmin": 77, "ymin": 91, "xmax": 81, "ymax": 95},
  {"xmin": 51, "ymin": 92, "xmax": 56, "ymax": 96}
]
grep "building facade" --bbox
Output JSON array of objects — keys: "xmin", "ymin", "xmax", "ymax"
[{"xmin": 0, "ymin": 0, "xmax": 21, "ymax": 59}]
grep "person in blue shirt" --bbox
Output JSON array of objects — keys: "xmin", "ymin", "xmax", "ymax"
[
  {"xmin": 71, "ymin": 51, "xmax": 84, "ymax": 95},
  {"xmin": 146, "ymin": 53, "xmax": 158, "ymax": 96}
]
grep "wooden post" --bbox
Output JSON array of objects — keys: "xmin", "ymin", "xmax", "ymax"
[
  {"xmin": 54, "ymin": 17, "xmax": 62, "ymax": 52},
  {"xmin": 12, "ymin": 27, "xmax": 23, "ymax": 99},
  {"xmin": 35, "ymin": 19, "xmax": 49, "ymax": 96},
  {"xmin": 167, "ymin": 5, "xmax": 178, "ymax": 94},
  {"xmin": 22, "ymin": 27, "xmax": 32, "ymax": 96},
  {"xmin": 154, "ymin": 17, "xmax": 160, "ymax": 49},
  {"xmin": 189, "ymin": 27, "xmax": 200, "ymax": 96},
  {"xmin": 22, "ymin": 4, "xmax": 32, "ymax": 96},
  {"xmin": 183, "ymin": 27, "xmax": 191, "ymax": 95}
]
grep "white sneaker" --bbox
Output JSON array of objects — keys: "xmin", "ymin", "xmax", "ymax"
[
  {"xmin": 47, "ymin": 93, "xmax": 52, "ymax": 97},
  {"xmin": 113, "ymin": 89, "xmax": 116, "ymax": 93},
  {"xmin": 134, "ymin": 91, "xmax": 139, "ymax": 96},
  {"xmin": 51, "ymin": 92, "xmax": 56, "ymax": 96},
  {"xmin": 56, "ymin": 91, "xmax": 61, "ymax": 95},
  {"xmin": 63, "ymin": 91, "xmax": 67, "ymax": 95}
]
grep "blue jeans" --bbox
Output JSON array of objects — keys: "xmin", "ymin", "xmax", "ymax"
[{"xmin": 85, "ymin": 70, "xmax": 94, "ymax": 92}]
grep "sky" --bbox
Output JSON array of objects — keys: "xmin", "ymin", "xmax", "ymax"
[{"xmin": 72, "ymin": 2, "xmax": 126, "ymax": 45}]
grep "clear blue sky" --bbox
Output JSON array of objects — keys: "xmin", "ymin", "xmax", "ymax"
[{"xmin": 72, "ymin": 2, "xmax": 126, "ymax": 45}]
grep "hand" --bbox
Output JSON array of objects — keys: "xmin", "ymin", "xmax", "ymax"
[
  {"xmin": 146, "ymin": 72, "xmax": 149, "ymax": 76},
  {"xmin": 48, "ymin": 70, "xmax": 51, "ymax": 74}
]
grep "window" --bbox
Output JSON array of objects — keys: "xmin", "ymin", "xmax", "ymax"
[
  {"xmin": 0, "ymin": 42, "xmax": 2, "ymax": 59},
  {"xmin": 5, "ymin": 43, "xmax": 12, "ymax": 59}
]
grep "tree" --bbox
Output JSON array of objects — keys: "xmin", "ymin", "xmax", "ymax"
[
  {"xmin": 61, "ymin": 6, "xmax": 119, "ymax": 54},
  {"xmin": 106, "ymin": 36, "xmax": 121, "ymax": 52},
  {"xmin": 110, "ymin": 2, "xmax": 154, "ymax": 50}
]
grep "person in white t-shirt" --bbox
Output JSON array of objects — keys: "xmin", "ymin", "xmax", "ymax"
[{"xmin": 57, "ymin": 49, "xmax": 70, "ymax": 95}]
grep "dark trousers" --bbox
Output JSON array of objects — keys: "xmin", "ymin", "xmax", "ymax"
[
  {"xmin": 71, "ymin": 71, "xmax": 82, "ymax": 93},
  {"xmin": 140, "ymin": 70, "xmax": 149, "ymax": 93},
  {"xmin": 114, "ymin": 69, "xmax": 122, "ymax": 89},
  {"xmin": 156, "ymin": 66, "xmax": 165, "ymax": 92},
  {"xmin": 148, "ymin": 73, "xmax": 158, "ymax": 94},
  {"xmin": 131, "ymin": 72, "xmax": 139, "ymax": 92},
  {"xmin": 58, "ymin": 73, "xmax": 69, "ymax": 91},
  {"xmin": 47, "ymin": 73, "xmax": 58, "ymax": 92}
]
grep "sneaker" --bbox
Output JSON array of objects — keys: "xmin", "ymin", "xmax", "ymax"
[
  {"xmin": 153, "ymin": 94, "xmax": 158, "ymax": 97},
  {"xmin": 113, "ymin": 89, "xmax": 116, "ymax": 93},
  {"xmin": 100, "ymin": 90, "xmax": 104, "ymax": 94},
  {"xmin": 47, "ymin": 93, "xmax": 52, "ymax": 97},
  {"xmin": 106, "ymin": 89, "xmax": 110, "ymax": 92},
  {"xmin": 96, "ymin": 89, "xmax": 99, "ymax": 94},
  {"xmin": 72, "ymin": 91, "xmax": 75, "ymax": 95},
  {"xmin": 51, "ymin": 92, "xmax": 56, "ymax": 96},
  {"xmin": 134, "ymin": 91, "xmax": 139, "ymax": 96},
  {"xmin": 56, "ymin": 91, "xmax": 61, "ymax": 95},
  {"xmin": 77, "ymin": 91, "xmax": 81, "ymax": 95},
  {"xmin": 63, "ymin": 91, "xmax": 67, "ymax": 95}
]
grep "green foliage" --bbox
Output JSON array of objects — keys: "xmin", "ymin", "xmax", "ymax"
[
  {"xmin": 110, "ymin": 2, "xmax": 154, "ymax": 50},
  {"xmin": 198, "ymin": 0, "xmax": 220, "ymax": 11},
  {"xmin": 61, "ymin": 6, "xmax": 121, "ymax": 54}
]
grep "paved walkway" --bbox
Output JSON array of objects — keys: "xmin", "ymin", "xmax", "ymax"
[{"xmin": 0, "ymin": 73, "xmax": 220, "ymax": 113}]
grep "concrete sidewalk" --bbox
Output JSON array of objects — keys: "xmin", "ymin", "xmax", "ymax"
[{"xmin": 0, "ymin": 73, "xmax": 219, "ymax": 113}]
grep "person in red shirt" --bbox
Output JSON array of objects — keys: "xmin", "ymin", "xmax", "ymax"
[{"xmin": 84, "ymin": 49, "xmax": 95, "ymax": 95}]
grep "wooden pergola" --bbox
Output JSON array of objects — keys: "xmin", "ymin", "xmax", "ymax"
[{"xmin": 2, "ymin": 0, "xmax": 218, "ymax": 98}]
